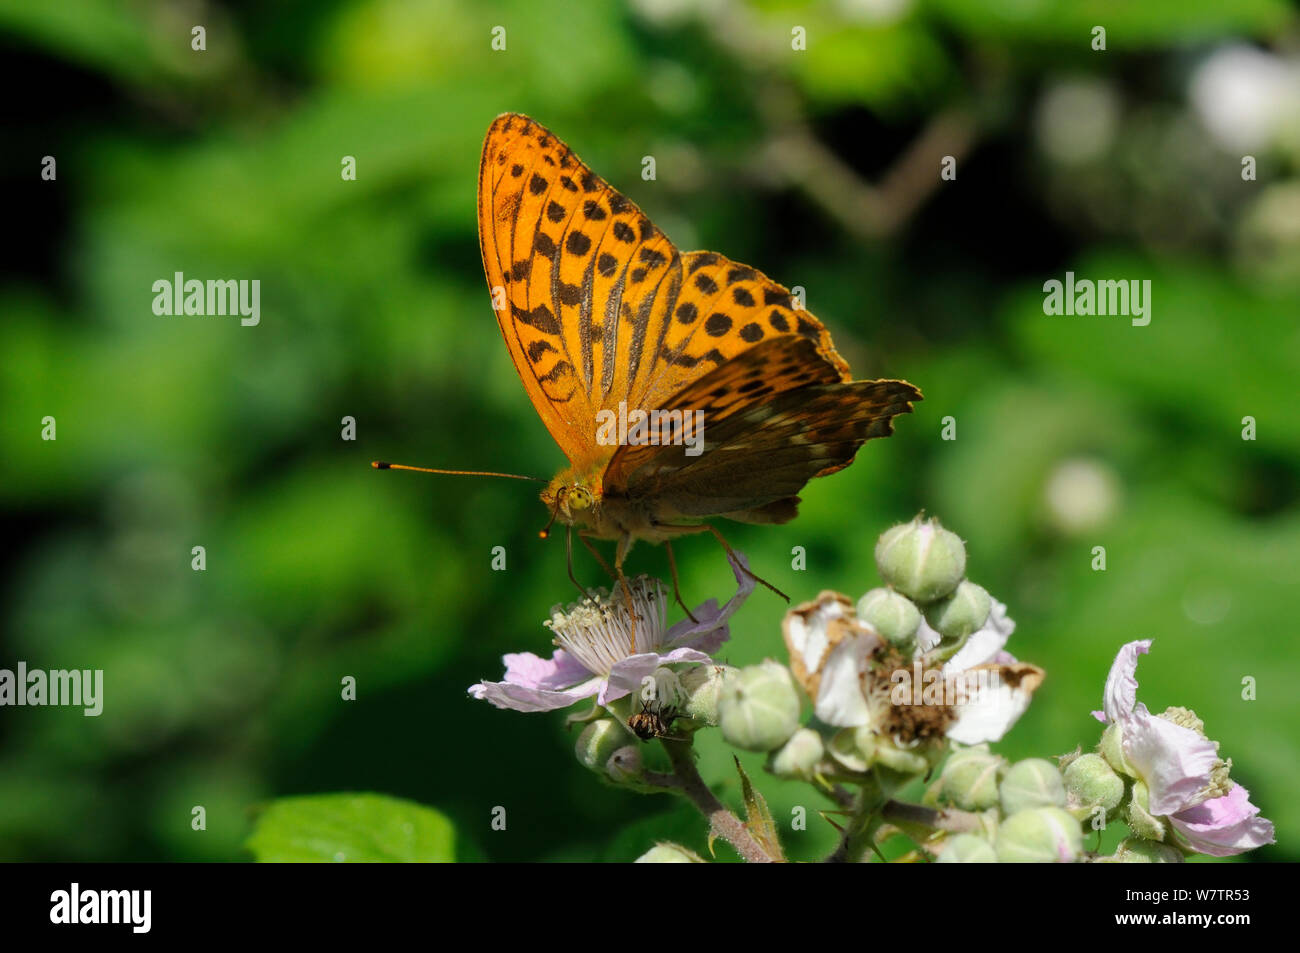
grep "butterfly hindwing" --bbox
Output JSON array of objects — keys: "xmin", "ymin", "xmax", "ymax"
[{"xmin": 608, "ymin": 361, "xmax": 925, "ymax": 517}]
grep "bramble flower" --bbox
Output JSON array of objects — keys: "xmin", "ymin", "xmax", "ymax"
[
  {"xmin": 1093, "ymin": 640, "xmax": 1275, "ymax": 857},
  {"xmin": 468, "ymin": 550, "xmax": 755, "ymax": 713},
  {"xmin": 783, "ymin": 590, "xmax": 1040, "ymax": 755}
]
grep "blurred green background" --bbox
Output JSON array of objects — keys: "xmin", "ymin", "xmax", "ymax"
[{"xmin": 1, "ymin": 0, "xmax": 1297, "ymax": 862}]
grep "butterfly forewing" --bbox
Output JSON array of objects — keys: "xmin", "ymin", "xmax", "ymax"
[
  {"xmin": 480, "ymin": 113, "xmax": 684, "ymax": 471},
  {"xmin": 479, "ymin": 115, "xmax": 861, "ymax": 465}
]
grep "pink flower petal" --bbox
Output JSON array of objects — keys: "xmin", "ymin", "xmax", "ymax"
[
  {"xmin": 1124, "ymin": 707, "xmax": 1222, "ymax": 816},
  {"xmin": 603, "ymin": 647, "xmax": 713, "ymax": 704},
  {"xmin": 1100, "ymin": 639, "xmax": 1151, "ymax": 725},
  {"xmin": 663, "ymin": 549, "xmax": 754, "ymax": 652},
  {"xmin": 500, "ymin": 650, "xmax": 591, "ymax": 691},
  {"xmin": 1171, "ymin": 784, "xmax": 1277, "ymax": 857},
  {"xmin": 468, "ymin": 674, "xmax": 602, "ymax": 712}
]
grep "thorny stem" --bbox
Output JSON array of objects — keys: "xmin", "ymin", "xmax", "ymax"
[
  {"xmin": 824, "ymin": 784, "xmax": 885, "ymax": 863},
  {"xmin": 824, "ymin": 793, "xmax": 985, "ymax": 862},
  {"xmin": 880, "ymin": 799, "xmax": 985, "ymax": 835},
  {"xmin": 659, "ymin": 737, "xmax": 777, "ymax": 864}
]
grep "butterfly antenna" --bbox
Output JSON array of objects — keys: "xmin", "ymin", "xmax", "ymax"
[{"xmin": 371, "ymin": 461, "xmax": 544, "ymax": 482}]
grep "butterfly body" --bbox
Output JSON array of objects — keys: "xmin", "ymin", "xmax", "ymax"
[{"xmin": 478, "ymin": 113, "xmax": 922, "ymax": 574}]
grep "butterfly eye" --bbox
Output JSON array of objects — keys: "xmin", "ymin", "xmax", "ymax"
[{"xmin": 568, "ymin": 486, "xmax": 593, "ymax": 511}]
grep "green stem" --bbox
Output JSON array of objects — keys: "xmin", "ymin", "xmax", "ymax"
[
  {"xmin": 824, "ymin": 781, "xmax": 887, "ymax": 862},
  {"xmin": 660, "ymin": 738, "xmax": 776, "ymax": 864},
  {"xmin": 880, "ymin": 799, "xmax": 984, "ymax": 834}
]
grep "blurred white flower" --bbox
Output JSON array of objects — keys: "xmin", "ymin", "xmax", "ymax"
[
  {"xmin": 835, "ymin": 0, "xmax": 914, "ymax": 24},
  {"xmin": 1044, "ymin": 457, "xmax": 1120, "ymax": 535},
  {"xmin": 1190, "ymin": 45, "xmax": 1300, "ymax": 152},
  {"xmin": 1035, "ymin": 78, "xmax": 1121, "ymax": 164}
]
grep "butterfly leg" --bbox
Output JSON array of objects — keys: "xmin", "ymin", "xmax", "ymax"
[
  {"xmin": 613, "ymin": 534, "xmax": 642, "ymax": 626},
  {"xmin": 576, "ymin": 531, "xmax": 618, "ymax": 582},
  {"xmin": 705, "ymin": 524, "xmax": 790, "ymax": 602},
  {"xmin": 663, "ymin": 541, "xmax": 699, "ymax": 623},
  {"xmin": 577, "ymin": 532, "xmax": 642, "ymax": 625}
]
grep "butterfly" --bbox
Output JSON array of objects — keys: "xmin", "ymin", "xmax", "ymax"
[{"xmin": 378, "ymin": 113, "xmax": 921, "ymax": 604}]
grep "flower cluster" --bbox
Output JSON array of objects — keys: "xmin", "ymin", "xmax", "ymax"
[{"xmin": 466, "ymin": 515, "xmax": 1275, "ymax": 863}]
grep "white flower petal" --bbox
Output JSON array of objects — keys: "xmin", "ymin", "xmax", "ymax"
[
  {"xmin": 813, "ymin": 636, "xmax": 874, "ymax": 727},
  {"xmin": 947, "ymin": 664, "xmax": 1043, "ymax": 745},
  {"xmin": 943, "ymin": 598, "xmax": 1015, "ymax": 672}
]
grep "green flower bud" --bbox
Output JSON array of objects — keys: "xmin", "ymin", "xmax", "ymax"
[
  {"xmin": 1125, "ymin": 780, "xmax": 1166, "ymax": 841},
  {"xmin": 999, "ymin": 758, "xmax": 1067, "ymax": 815},
  {"xmin": 995, "ymin": 807, "xmax": 1084, "ymax": 863},
  {"xmin": 924, "ymin": 581, "xmax": 991, "ymax": 643},
  {"xmin": 717, "ymin": 660, "xmax": 800, "ymax": 752},
  {"xmin": 937, "ymin": 833, "xmax": 999, "ymax": 863},
  {"xmin": 1098, "ymin": 722, "xmax": 1135, "ymax": 777},
  {"xmin": 575, "ymin": 718, "xmax": 634, "ymax": 774},
  {"xmin": 941, "ymin": 746, "xmax": 1005, "ymax": 811},
  {"xmin": 856, "ymin": 587, "xmax": 921, "ymax": 648},
  {"xmin": 872, "ymin": 738, "xmax": 932, "ymax": 776},
  {"xmin": 1108, "ymin": 838, "xmax": 1185, "ymax": 864},
  {"xmin": 678, "ymin": 663, "xmax": 737, "ymax": 727},
  {"xmin": 1063, "ymin": 752, "xmax": 1124, "ymax": 815},
  {"xmin": 827, "ymin": 726, "xmax": 873, "ymax": 773},
  {"xmin": 634, "ymin": 842, "xmax": 705, "ymax": 863},
  {"xmin": 874, "ymin": 516, "xmax": 967, "ymax": 604},
  {"xmin": 768, "ymin": 727, "xmax": 825, "ymax": 780},
  {"xmin": 605, "ymin": 745, "xmax": 644, "ymax": 784}
]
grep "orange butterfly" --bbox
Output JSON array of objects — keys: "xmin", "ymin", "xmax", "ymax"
[{"xmin": 379, "ymin": 113, "xmax": 921, "ymax": 602}]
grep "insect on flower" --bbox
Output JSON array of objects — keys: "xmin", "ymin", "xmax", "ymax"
[
  {"xmin": 627, "ymin": 698, "xmax": 683, "ymax": 742},
  {"xmin": 374, "ymin": 114, "xmax": 922, "ymax": 614}
]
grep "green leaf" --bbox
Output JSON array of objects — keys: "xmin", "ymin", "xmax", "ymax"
[
  {"xmin": 245, "ymin": 793, "xmax": 456, "ymax": 863},
  {"xmin": 734, "ymin": 756, "xmax": 785, "ymax": 862}
]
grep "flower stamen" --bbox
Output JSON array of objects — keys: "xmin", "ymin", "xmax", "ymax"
[{"xmin": 544, "ymin": 577, "xmax": 669, "ymax": 677}]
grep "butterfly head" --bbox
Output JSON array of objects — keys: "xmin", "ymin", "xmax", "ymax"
[{"xmin": 539, "ymin": 473, "xmax": 602, "ymax": 537}]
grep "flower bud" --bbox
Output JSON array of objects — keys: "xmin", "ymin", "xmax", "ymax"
[
  {"xmin": 874, "ymin": 516, "xmax": 967, "ymax": 604},
  {"xmin": 999, "ymin": 758, "xmax": 1066, "ymax": 815},
  {"xmin": 924, "ymin": 581, "xmax": 991, "ymax": 644},
  {"xmin": 1108, "ymin": 838, "xmax": 1185, "ymax": 864},
  {"xmin": 827, "ymin": 726, "xmax": 873, "ymax": 773},
  {"xmin": 717, "ymin": 660, "xmax": 801, "ymax": 752},
  {"xmin": 634, "ymin": 842, "xmax": 705, "ymax": 863},
  {"xmin": 856, "ymin": 587, "xmax": 921, "ymax": 648},
  {"xmin": 1063, "ymin": 752, "xmax": 1124, "ymax": 815},
  {"xmin": 995, "ymin": 807, "xmax": 1084, "ymax": 863},
  {"xmin": 1124, "ymin": 780, "xmax": 1166, "ymax": 841},
  {"xmin": 678, "ymin": 663, "xmax": 737, "ymax": 727},
  {"xmin": 937, "ymin": 833, "xmax": 998, "ymax": 863},
  {"xmin": 941, "ymin": 746, "xmax": 1005, "ymax": 811},
  {"xmin": 768, "ymin": 728, "xmax": 825, "ymax": 780},
  {"xmin": 605, "ymin": 745, "xmax": 645, "ymax": 784},
  {"xmin": 872, "ymin": 737, "xmax": 933, "ymax": 776},
  {"xmin": 575, "ymin": 718, "xmax": 634, "ymax": 774},
  {"xmin": 1099, "ymin": 722, "xmax": 1136, "ymax": 777}
]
